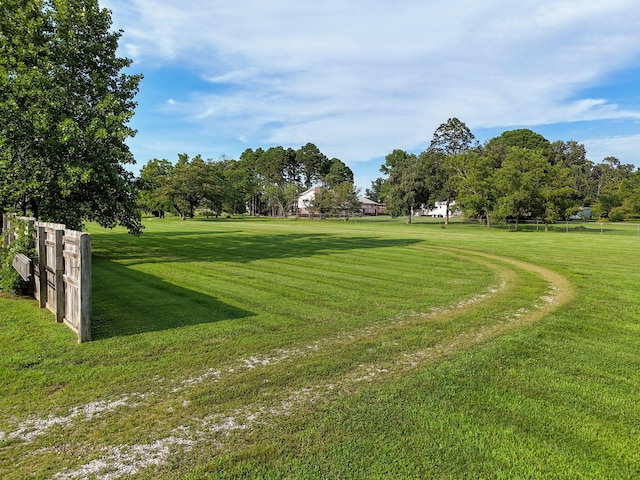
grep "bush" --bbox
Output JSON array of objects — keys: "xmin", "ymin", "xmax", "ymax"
[
  {"xmin": 608, "ymin": 207, "xmax": 626, "ymax": 222},
  {"xmin": 0, "ymin": 218, "xmax": 34, "ymax": 294}
]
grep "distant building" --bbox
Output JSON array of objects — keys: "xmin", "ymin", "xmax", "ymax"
[
  {"xmin": 297, "ymin": 187, "xmax": 385, "ymax": 216},
  {"xmin": 358, "ymin": 196, "xmax": 386, "ymax": 216},
  {"xmin": 569, "ymin": 207, "xmax": 592, "ymax": 220},
  {"xmin": 297, "ymin": 186, "xmax": 321, "ymax": 216},
  {"xmin": 418, "ymin": 201, "xmax": 460, "ymax": 218}
]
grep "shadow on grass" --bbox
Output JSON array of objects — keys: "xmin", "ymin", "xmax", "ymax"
[
  {"xmin": 90, "ymin": 231, "xmax": 422, "ymax": 339},
  {"xmin": 91, "ymin": 231, "xmax": 423, "ymax": 266},
  {"xmin": 91, "ymin": 257, "xmax": 255, "ymax": 340}
]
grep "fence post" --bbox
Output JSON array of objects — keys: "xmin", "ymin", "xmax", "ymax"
[
  {"xmin": 37, "ymin": 226, "xmax": 47, "ymax": 308},
  {"xmin": 55, "ymin": 229, "xmax": 65, "ymax": 323},
  {"xmin": 78, "ymin": 233, "xmax": 92, "ymax": 343}
]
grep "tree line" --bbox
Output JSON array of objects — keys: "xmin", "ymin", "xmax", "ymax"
[
  {"xmin": 366, "ymin": 118, "xmax": 640, "ymax": 228},
  {"xmin": 2, "ymin": 2, "xmax": 639, "ymax": 234},
  {"xmin": 137, "ymin": 143, "xmax": 359, "ymax": 220}
]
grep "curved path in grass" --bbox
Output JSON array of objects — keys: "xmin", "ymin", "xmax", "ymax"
[
  {"xmin": 392, "ymin": 247, "xmax": 575, "ymax": 372},
  {"xmin": 4, "ymin": 248, "xmax": 576, "ymax": 479}
]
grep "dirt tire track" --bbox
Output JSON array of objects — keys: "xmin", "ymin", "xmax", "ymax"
[
  {"xmin": 391, "ymin": 247, "xmax": 575, "ymax": 371},
  {"xmin": 17, "ymin": 248, "xmax": 575, "ymax": 480}
]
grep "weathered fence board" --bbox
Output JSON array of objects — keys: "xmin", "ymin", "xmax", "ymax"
[
  {"xmin": 12, "ymin": 253, "xmax": 32, "ymax": 281},
  {"xmin": 2, "ymin": 214, "xmax": 92, "ymax": 343},
  {"xmin": 61, "ymin": 229, "xmax": 92, "ymax": 342}
]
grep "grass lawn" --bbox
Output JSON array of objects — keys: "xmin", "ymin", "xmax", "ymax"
[{"xmin": 1, "ymin": 216, "xmax": 639, "ymax": 479}]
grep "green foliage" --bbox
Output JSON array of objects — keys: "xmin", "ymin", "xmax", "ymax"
[
  {"xmin": 493, "ymin": 147, "xmax": 548, "ymax": 224},
  {"xmin": 450, "ymin": 149, "xmax": 502, "ymax": 226},
  {"xmin": 139, "ymin": 154, "xmax": 231, "ymax": 220},
  {"xmin": 376, "ymin": 122, "xmax": 637, "ymax": 228},
  {"xmin": 0, "ymin": 217, "xmax": 32, "ymax": 293},
  {"xmin": 608, "ymin": 207, "xmax": 626, "ymax": 222},
  {"xmin": 589, "ymin": 157, "xmax": 634, "ymax": 219},
  {"xmin": 137, "ymin": 158, "xmax": 172, "ymax": 217},
  {"xmin": 0, "ymin": 0, "xmax": 142, "ymax": 234},
  {"xmin": 490, "ymin": 128, "xmax": 553, "ymax": 157},
  {"xmin": 365, "ymin": 177, "xmax": 388, "ymax": 203},
  {"xmin": 451, "ymin": 133, "xmax": 580, "ymax": 227},
  {"xmin": 322, "ymin": 158, "xmax": 354, "ymax": 188},
  {"xmin": 609, "ymin": 170, "xmax": 640, "ymax": 220},
  {"xmin": 309, "ymin": 182, "xmax": 361, "ymax": 220},
  {"xmin": 380, "ymin": 149, "xmax": 440, "ymax": 222},
  {"xmin": 428, "ymin": 117, "xmax": 478, "ymax": 156},
  {"xmin": 139, "ymin": 143, "xmax": 352, "ymax": 219},
  {"xmin": 296, "ymin": 142, "xmax": 331, "ymax": 188}
]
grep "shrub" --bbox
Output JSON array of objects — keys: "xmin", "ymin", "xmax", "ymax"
[{"xmin": 608, "ymin": 207, "xmax": 626, "ymax": 222}]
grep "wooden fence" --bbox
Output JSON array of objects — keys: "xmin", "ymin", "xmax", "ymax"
[{"xmin": 2, "ymin": 214, "xmax": 92, "ymax": 343}]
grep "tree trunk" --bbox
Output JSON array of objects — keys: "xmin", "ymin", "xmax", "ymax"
[{"xmin": 445, "ymin": 199, "xmax": 450, "ymax": 226}]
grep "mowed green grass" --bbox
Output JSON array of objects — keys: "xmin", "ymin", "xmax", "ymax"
[{"xmin": 0, "ymin": 216, "xmax": 639, "ymax": 479}]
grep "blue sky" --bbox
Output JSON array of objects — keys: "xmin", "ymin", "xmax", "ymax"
[{"xmin": 102, "ymin": 0, "xmax": 640, "ymax": 190}]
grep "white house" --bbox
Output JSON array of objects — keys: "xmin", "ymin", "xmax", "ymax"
[
  {"xmin": 297, "ymin": 187, "xmax": 385, "ymax": 216},
  {"xmin": 418, "ymin": 201, "xmax": 460, "ymax": 217},
  {"xmin": 569, "ymin": 207, "xmax": 592, "ymax": 220},
  {"xmin": 297, "ymin": 187, "xmax": 321, "ymax": 216}
]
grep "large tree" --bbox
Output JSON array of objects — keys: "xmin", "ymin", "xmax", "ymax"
[
  {"xmin": 158, "ymin": 154, "xmax": 227, "ymax": 220},
  {"xmin": 550, "ymin": 139, "xmax": 593, "ymax": 207},
  {"xmin": 490, "ymin": 129, "xmax": 553, "ymax": 157},
  {"xmin": 321, "ymin": 158, "xmax": 353, "ymax": 188},
  {"xmin": 493, "ymin": 147, "xmax": 549, "ymax": 229},
  {"xmin": 428, "ymin": 118, "xmax": 477, "ymax": 225},
  {"xmin": 590, "ymin": 156, "xmax": 634, "ymax": 218},
  {"xmin": 381, "ymin": 149, "xmax": 437, "ymax": 223},
  {"xmin": 450, "ymin": 149, "xmax": 501, "ymax": 227},
  {"xmin": 428, "ymin": 117, "xmax": 477, "ymax": 156},
  {"xmin": 296, "ymin": 142, "xmax": 330, "ymax": 188},
  {"xmin": 612, "ymin": 170, "xmax": 640, "ymax": 220},
  {"xmin": 238, "ymin": 148, "xmax": 265, "ymax": 216},
  {"xmin": 0, "ymin": 0, "xmax": 142, "ymax": 233},
  {"xmin": 327, "ymin": 182, "xmax": 361, "ymax": 220},
  {"xmin": 365, "ymin": 177, "xmax": 388, "ymax": 203},
  {"xmin": 138, "ymin": 158, "xmax": 172, "ymax": 217}
]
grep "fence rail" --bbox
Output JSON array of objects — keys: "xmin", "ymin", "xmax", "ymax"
[{"xmin": 2, "ymin": 214, "xmax": 92, "ymax": 343}]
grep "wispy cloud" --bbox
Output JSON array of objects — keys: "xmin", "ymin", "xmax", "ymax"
[
  {"xmin": 583, "ymin": 133, "xmax": 640, "ymax": 164},
  {"xmin": 103, "ymin": 0, "xmax": 640, "ymax": 176}
]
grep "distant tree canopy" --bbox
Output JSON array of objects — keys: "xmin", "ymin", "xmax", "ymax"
[
  {"xmin": 147, "ymin": 121, "xmax": 639, "ymax": 226},
  {"xmin": 138, "ymin": 144, "xmax": 356, "ymax": 219},
  {"xmin": 0, "ymin": 0, "xmax": 143, "ymax": 234},
  {"xmin": 374, "ymin": 119, "xmax": 639, "ymax": 227}
]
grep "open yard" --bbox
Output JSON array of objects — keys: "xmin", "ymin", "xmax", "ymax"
[{"xmin": 1, "ymin": 217, "xmax": 639, "ymax": 479}]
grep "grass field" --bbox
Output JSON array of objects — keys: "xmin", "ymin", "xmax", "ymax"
[{"xmin": 1, "ymin": 216, "xmax": 639, "ymax": 479}]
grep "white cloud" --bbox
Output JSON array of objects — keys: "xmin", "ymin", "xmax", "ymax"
[
  {"xmin": 583, "ymin": 134, "xmax": 640, "ymax": 165},
  {"xmin": 104, "ymin": 0, "xmax": 640, "ymax": 168}
]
